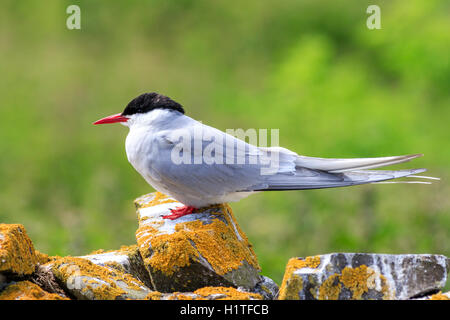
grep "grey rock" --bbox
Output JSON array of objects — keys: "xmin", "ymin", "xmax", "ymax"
[
  {"xmin": 147, "ymin": 286, "xmax": 263, "ymax": 300},
  {"xmin": 279, "ymin": 253, "xmax": 448, "ymax": 300},
  {"xmin": 134, "ymin": 192, "xmax": 262, "ymax": 293},
  {"xmin": 49, "ymin": 257, "xmax": 151, "ymax": 300},
  {"xmin": 79, "ymin": 245, "xmax": 153, "ymax": 289},
  {"xmin": 250, "ymin": 275, "xmax": 279, "ymax": 300}
]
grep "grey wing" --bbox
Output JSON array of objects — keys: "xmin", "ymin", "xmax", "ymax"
[{"xmin": 148, "ymin": 124, "xmax": 268, "ymax": 197}]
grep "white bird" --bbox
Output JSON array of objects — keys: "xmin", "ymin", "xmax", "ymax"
[{"xmin": 94, "ymin": 92, "xmax": 437, "ymax": 220}]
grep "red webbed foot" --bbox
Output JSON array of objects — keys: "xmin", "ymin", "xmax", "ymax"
[{"xmin": 162, "ymin": 205, "xmax": 197, "ymax": 220}]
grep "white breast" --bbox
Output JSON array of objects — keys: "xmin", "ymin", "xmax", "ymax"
[{"xmin": 124, "ymin": 109, "xmax": 185, "ymax": 195}]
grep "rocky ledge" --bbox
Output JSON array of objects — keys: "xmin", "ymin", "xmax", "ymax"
[{"xmin": 0, "ymin": 192, "xmax": 448, "ymax": 300}]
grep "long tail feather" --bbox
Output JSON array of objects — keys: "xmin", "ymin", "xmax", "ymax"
[
  {"xmin": 373, "ymin": 181, "xmax": 432, "ymax": 184},
  {"xmin": 406, "ymin": 175, "xmax": 440, "ymax": 180},
  {"xmin": 246, "ymin": 152, "xmax": 437, "ymax": 192},
  {"xmin": 295, "ymin": 153, "xmax": 423, "ymax": 173},
  {"xmin": 250, "ymin": 168, "xmax": 432, "ymax": 191}
]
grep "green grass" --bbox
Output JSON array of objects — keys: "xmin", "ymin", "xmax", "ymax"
[{"xmin": 0, "ymin": 0, "xmax": 448, "ymax": 285}]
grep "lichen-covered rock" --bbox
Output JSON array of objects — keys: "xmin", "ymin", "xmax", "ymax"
[
  {"xmin": 252, "ymin": 275, "xmax": 279, "ymax": 300},
  {"xmin": 34, "ymin": 250, "xmax": 59, "ymax": 266},
  {"xmin": 427, "ymin": 291, "xmax": 450, "ymax": 300},
  {"xmin": 49, "ymin": 257, "xmax": 151, "ymax": 300},
  {"xmin": 146, "ymin": 286, "xmax": 262, "ymax": 300},
  {"xmin": 79, "ymin": 245, "xmax": 152, "ymax": 289},
  {"xmin": 0, "ymin": 281, "xmax": 68, "ymax": 300},
  {"xmin": 0, "ymin": 224, "xmax": 37, "ymax": 276},
  {"xmin": 279, "ymin": 253, "xmax": 449, "ymax": 300},
  {"xmin": 29, "ymin": 264, "xmax": 69, "ymax": 298},
  {"xmin": 414, "ymin": 291, "xmax": 450, "ymax": 300},
  {"xmin": 134, "ymin": 192, "xmax": 261, "ymax": 293}
]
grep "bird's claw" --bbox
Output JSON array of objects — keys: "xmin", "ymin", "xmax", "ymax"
[{"xmin": 162, "ymin": 205, "xmax": 197, "ymax": 220}]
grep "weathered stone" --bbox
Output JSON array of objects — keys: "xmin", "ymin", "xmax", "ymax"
[
  {"xmin": 279, "ymin": 253, "xmax": 449, "ymax": 300},
  {"xmin": 49, "ymin": 257, "xmax": 151, "ymax": 300},
  {"xmin": 146, "ymin": 286, "xmax": 262, "ymax": 300},
  {"xmin": 252, "ymin": 275, "xmax": 279, "ymax": 300},
  {"xmin": 0, "ymin": 281, "xmax": 68, "ymax": 300},
  {"xmin": 79, "ymin": 245, "xmax": 153, "ymax": 289},
  {"xmin": 0, "ymin": 224, "xmax": 37, "ymax": 276},
  {"xmin": 134, "ymin": 192, "xmax": 261, "ymax": 293}
]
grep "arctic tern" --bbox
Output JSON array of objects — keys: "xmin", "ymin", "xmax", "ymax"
[{"xmin": 94, "ymin": 92, "xmax": 436, "ymax": 220}]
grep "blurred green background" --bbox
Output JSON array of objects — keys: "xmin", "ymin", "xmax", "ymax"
[{"xmin": 0, "ymin": 0, "xmax": 449, "ymax": 286}]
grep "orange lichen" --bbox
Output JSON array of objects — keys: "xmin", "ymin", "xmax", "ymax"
[
  {"xmin": 318, "ymin": 265, "xmax": 394, "ymax": 300},
  {"xmin": 146, "ymin": 287, "xmax": 262, "ymax": 300},
  {"xmin": 86, "ymin": 245, "xmax": 139, "ymax": 257},
  {"xmin": 278, "ymin": 256, "xmax": 321, "ymax": 300},
  {"xmin": 51, "ymin": 257, "xmax": 147, "ymax": 300},
  {"xmin": 136, "ymin": 199, "xmax": 259, "ymax": 277},
  {"xmin": 145, "ymin": 291, "xmax": 163, "ymax": 300},
  {"xmin": 0, "ymin": 224, "xmax": 37, "ymax": 275},
  {"xmin": 88, "ymin": 249, "xmax": 106, "ymax": 255},
  {"xmin": 34, "ymin": 250, "xmax": 60, "ymax": 265},
  {"xmin": 140, "ymin": 226, "xmax": 200, "ymax": 275},
  {"xmin": 429, "ymin": 292, "xmax": 450, "ymax": 300},
  {"xmin": 138, "ymin": 192, "xmax": 178, "ymax": 208},
  {"xmin": 318, "ymin": 274, "xmax": 341, "ymax": 300},
  {"xmin": 174, "ymin": 214, "xmax": 259, "ymax": 275},
  {"xmin": 0, "ymin": 281, "xmax": 68, "ymax": 300},
  {"xmin": 34, "ymin": 250, "xmax": 50, "ymax": 265},
  {"xmin": 340, "ymin": 265, "xmax": 373, "ymax": 299},
  {"xmin": 192, "ymin": 286, "xmax": 262, "ymax": 300},
  {"xmin": 279, "ymin": 259, "xmax": 395, "ymax": 300}
]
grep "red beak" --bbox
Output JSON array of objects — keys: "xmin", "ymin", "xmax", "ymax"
[{"xmin": 93, "ymin": 113, "xmax": 128, "ymax": 125}]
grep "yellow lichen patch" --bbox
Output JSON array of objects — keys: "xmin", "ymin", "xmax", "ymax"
[
  {"xmin": 318, "ymin": 265, "xmax": 394, "ymax": 300},
  {"xmin": 103, "ymin": 261, "xmax": 126, "ymax": 272},
  {"xmin": 168, "ymin": 293, "xmax": 196, "ymax": 300},
  {"xmin": 192, "ymin": 286, "xmax": 262, "ymax": 300},
  {"xmin": 88, "ymin": 249, "xmax": 106, "ymax": 255},
  {"xmin": 278, "ymin": 256, "xmax": 321, "ymax": 300},
  {"xmin": 318, "ymin": 274, "xmax": 341, "ymax": 300},
  {"xmin": 51, "ymin": 257, "xmax": 147, "ymax": 300},
  {"xmin": 86, "ymin": 244, "xmax": 138, "ymax": 257},
  {"xmin": 429, "ymin": 292, "xmax": 450, "ymax": 300},
  {"xmin": 0, "ymin": 281, "xmax": 68, "ymax": 300},
  {"xmin": 340, "ymin": 265, "xmax": 373, "ymax": 299},
  {"xmin": 0, "ymin": 224, "xmax": 37, "ymax": 275},
  {"xmin": 139, "ymin": 192, "xmax": 178, "ymax": 208},
  {"xmin": 34, "ymin": 250, "xmax": 60, "ymax": 265},
  {"xmin": 145, "ymin": 291, "xmax": 163, "ymax": 300},
  {"xmin": 143, "ymin": 228, "xmax": 200, "ymax": 276},
  {"xmin": 148, "ymin": 287, "xmax": 263, "ymax": 300},
  {"xmin": 174, "ymin": 218, "xmax": 259, "ymax": 275},
  {"xmin": 35, "ymin": 250, "xmax": 50, "ymax": 265}
]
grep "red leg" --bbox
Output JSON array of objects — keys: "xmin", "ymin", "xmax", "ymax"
[{"xmin": 162, "ymin": 205, "xmax": 197, "ymax": 220}]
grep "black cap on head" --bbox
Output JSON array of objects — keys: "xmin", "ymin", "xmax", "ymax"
[{"xmin": 121, "ymin": 92, "xmax": 185, "ymax": 116}]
